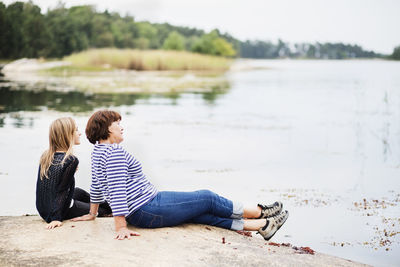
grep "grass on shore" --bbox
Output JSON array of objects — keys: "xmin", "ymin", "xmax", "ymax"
[
  {"xmin": 64, "ymin": 48, "xmax": 232, "ymax": 71},
  {"xmin": 0, "ymin": 59, "xmax": 13, "ymax": 64}
]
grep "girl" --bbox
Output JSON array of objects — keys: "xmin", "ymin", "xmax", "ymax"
[
  {"xmin": 36, "ymin": 117, "xmax": 111, "ymax": 229},
  {"xmin": 73, "ymin": 110, "xmax": 289, "ymax": 240}
]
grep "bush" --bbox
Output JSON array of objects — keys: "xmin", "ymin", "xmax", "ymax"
[{"xmin": 163, "ymin": 31, "xmax": 185, "ymax": 51}]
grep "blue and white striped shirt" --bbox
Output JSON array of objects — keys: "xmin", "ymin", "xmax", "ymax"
[{"xmin": 90, "ymin": 143, "xmax": 158, "ymax": 216}]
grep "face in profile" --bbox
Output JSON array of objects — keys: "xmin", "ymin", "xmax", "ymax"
[
  {"xmin": 74, "ymin": 127, "xmax": 81, "ymax": 145},
  {"xmin": 109, "ymin": 120, "xmax": 124, "ymax": 143}
]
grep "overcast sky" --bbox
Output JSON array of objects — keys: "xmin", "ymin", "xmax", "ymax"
[{"xmin": 3, "ymin": 0, "xmax": 400, "ymax": 54}]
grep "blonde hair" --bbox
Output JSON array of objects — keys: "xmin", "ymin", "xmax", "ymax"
[{"xmin": 39, "ymin": 117, "xmax": 76, "ymax": 179}]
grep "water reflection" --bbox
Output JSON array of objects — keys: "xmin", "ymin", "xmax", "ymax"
[{"xmin": 0, "ymin": 79, "xmax": 230, "ymax": 127}]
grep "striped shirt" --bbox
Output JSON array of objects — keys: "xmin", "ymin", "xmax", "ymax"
[{"xmin": 90, "ymin": 143, "xmax": 158, "ymax": 216}]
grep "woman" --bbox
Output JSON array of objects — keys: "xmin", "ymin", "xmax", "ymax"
[
  {"xmin": 36, "ymin": 117, "xmax": 112, "ymax": 229},
  {"xmin": 73, "ymin": 110, "xmax": 288, "ymax": 240}
]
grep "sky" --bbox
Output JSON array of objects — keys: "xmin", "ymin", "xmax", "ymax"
[{"xmin": 3, "ymin": 0, "xmax": 400, "ymax": 54}]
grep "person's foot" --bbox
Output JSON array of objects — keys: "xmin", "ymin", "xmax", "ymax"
[
  {"xmin": 257, "ymin": 210, "xmax": 289, "ymax": 241},
  {"xmin": 258, "ymin": 201, "xmax": 283, "ymax": 218}
]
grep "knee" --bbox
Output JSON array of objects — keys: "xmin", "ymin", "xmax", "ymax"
[
  {"xmin": 73, "ymin": 187, "xmax": 89, "ymax": 200},
  {"xmin": 198, "ymin": 189, "xmax": 217, "ymax": 201},
  {"xmin": 73, "ymin": 187, "xmax": 84, "ymax": 196},
  {"xmin": 75, "ymin": 187, "xmax": 85, "ymax": 192}
]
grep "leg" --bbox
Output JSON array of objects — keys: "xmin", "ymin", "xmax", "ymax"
[
  {"xmin": 189, "ymin": 215, "xmax": 267, "ymax": 231},
  {"xmin": 243, "ymin": 202, "xmax": 284, "ymax": 219},
  {"xmin": 243, "ymin": 219, "xmax": 267, "ymax": 231},
  {"xmin": 126, "ymin": 190, "xmax": 243, "ymax": 228},
  {"xmin": 73, "ymin": 187, "xmax": 90, "ymax": 203},
  {"xmin": 189, "ymin": 214, "xmax": 243, "ymax": 230},
  {"xmin": 65, "ymin": 200, "xmax": 111, "ymax": 219},
  {"xmin": 243, "ymin": 206, "xmax": 262, "ymax": 218},
  {"xmin": 73, "ymin": 187, "xmax": 112, "ymax": 216},
  {"xmin": 64, "ymin": 200, "xmax": 90, "ymax": 219}
]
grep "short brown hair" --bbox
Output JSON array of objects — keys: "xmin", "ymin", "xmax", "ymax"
[{"xmin": 86, "ymin": 110, "xmax": 121, "ymax": 144}]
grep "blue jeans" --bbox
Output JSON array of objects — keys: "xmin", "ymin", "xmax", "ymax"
[{"xmin": 126, "ymin": 190, "xmax": 244, "ymax": 230}]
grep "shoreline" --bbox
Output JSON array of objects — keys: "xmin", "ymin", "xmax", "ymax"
[{"xmin": 0, "ymin": 216, "xmax": 369, "ymax": 266}]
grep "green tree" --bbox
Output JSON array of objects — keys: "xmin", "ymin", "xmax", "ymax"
[
  {"xmin": 4, "ymin": 2, "xmax": 25, "ymax": 58},
  {"xmin": 96, "ymin": 32, "xmax": 114, "ymax": 47},
  {"xmin": 0, "ymin": 2, "xmax": 8, "ymax": 58},
  {"xmin": 136, "ymin": 22, "xmax": 158, "ymax": 48},
  {"xmin": 133, "ymin": 37, "xmax": 150, "ymax": 49},
  {"xmin": 391, "ymin": 46, "xmax": 400, "ymax": 60},
  {"xmin": 163, "ymin": 31, "xmax": 185, "ymax": 50},
  {"xmin": 22, "ymin": 2, "xmax": 49, "ymax": 57},
  {"xmin": 191, "ymin": 30, "xmax": 236, "ymax": 57},
  {"xmin": 67, "ymin": 5, "xmax": 95, "ymax": 51},
  {"xmin": 45, "ymin": 3, "xmax": 94, "ymax": 57},
  {"xmin": 191, "ymin": 30, "xmax": 218, "ymax": 55},
  {"xmin": 212, "ymin": 38, "xmax": 236, "ymax": 57},
  {"xmin": 92, "ymin": 13, "xmax": 114, "ymax": 48}
]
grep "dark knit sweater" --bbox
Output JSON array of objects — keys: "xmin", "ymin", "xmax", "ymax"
[{"xmin": 36, "ymin": 153, "xmax": 79, "ymax": 223}]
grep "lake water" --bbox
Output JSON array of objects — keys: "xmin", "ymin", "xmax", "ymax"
[{"xmin": 1, "ymin": 59, "xmax": 399, "ymax": 266}]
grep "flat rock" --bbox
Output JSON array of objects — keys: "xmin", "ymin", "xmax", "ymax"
[
  {"xmin": 0, "ymin": 216, "xmax": 369, "ymax": 266},
  {"xmin": 2, "ymin": 59, "xmax": 69, "ymax": 73}
]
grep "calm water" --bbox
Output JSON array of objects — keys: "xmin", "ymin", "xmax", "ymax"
[{"xmin": 1, "ymin": 59, "xmax": 399, "ymax": 266}]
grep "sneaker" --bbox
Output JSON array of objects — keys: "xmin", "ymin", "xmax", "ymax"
[
  {"xmin": 257, "ymin": 210, "xmax": 289, "ymax": 241},
  {"xmin": 258, "ymin": 201, "xmax": 283, "ymax": 219}
]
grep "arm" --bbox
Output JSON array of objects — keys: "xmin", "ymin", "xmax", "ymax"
[
  {"xmin": 107, "ymin": 147, "xmax": 139, "ymax": 239},
  {"xmin": 71, "ymin": 203, "xmax": 99, "ymax": 221},
  {"xmin": 72, "ymin": 205, "xmax": 139, "ymax": 239},
  {"xmin": 114, "ymin": 216, "xmax": 140, "ymax": 240},
  {"xmin": 72, "ymin": 189, "xmax": 140, "ymax": 238},
  {"xmin": 48, "ymin": 157, "xmax": 79, "ymax": 225},
  {"xmin": 72, "ymin": 154, "xmax": 104, "ymax": 221},
  {"xmin": 46, "ymin": 220, "xmax": 62, "ymax": 229}
]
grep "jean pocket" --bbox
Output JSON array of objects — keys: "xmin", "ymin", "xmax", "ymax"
[{"xmin": 137, "ymin": 210, "xmax": 163, "ymax": 228}]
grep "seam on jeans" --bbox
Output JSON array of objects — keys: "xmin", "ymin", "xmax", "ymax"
[
  {"xmin": 151, "ymin": 197, "xmax": 230, "ymax": 208},
  {"xmin": 141, "ymin": 210, "xmax": 163, "ymax": 228},
  {"xmin": 152, "ymin": 198, "xmax": 233, "ymax": 219}
]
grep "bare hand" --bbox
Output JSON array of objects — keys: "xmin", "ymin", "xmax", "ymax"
[
  {"xmin": 46, "ymin": 220, "xmax": 62, "ymax": 229},
  {"xmin": 115, "ymin": 227, "xmax": 140, "ymax": 240},
  {"xmin": 71, "ymin": 214, "xmax": 96, "ymax": 222}
]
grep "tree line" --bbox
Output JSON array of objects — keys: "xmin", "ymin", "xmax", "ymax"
[
  {"xmin": 0, "ymin": 1, "xmax": 236, "ymax": 59},
  {"xmin": 0, "ymin": 1, "xmax": 397, "ymax": 60},
  {"xmin": 240, "ymin": 40, "xmax": 385, "ymax": 59}
]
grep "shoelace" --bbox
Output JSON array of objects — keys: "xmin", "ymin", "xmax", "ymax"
[
  {"xmin": 273, "ymin": 211, "xmax": 287, "ymax": 224},
  {"xmin": 259, "ymin": 202, "xmax": 280, "ymax": 214}
]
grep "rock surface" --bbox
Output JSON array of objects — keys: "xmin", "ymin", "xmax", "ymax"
[
  {"xmin": 2, "ymin": 58, "xmax": 69, "ymax": 72},
  {"xmin": 0, "ymin": 216, "xmax": 369, "ymax": 267}
]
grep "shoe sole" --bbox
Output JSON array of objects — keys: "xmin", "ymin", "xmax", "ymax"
[
  {"xmin": 263, "ymin": 224, "xmax": 278, "ymax": 241},
  {"xmin": 265, "ymin": 211, "xmax": 289, "ymax": 241},
  {"xmin": 277, "ymin": 211, "xmax": 289, "ymax": 230}
]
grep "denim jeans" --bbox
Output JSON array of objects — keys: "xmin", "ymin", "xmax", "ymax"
[{"xmin": 126, "ymin": 190, "xmax": 244, "ymax": 230}]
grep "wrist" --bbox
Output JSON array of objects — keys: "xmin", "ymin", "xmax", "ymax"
[
  {"xmin": 114, "ymin": 215, "xmax": 127, "ymax": 231},
  {"xmin": 89, "ymin": 211, "xmax": 98, "ymax": 217}
]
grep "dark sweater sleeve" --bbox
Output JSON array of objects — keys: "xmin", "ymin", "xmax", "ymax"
[{"xmin": 49, "ymin": 157, "xmax": 79, "ymax": 222}]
